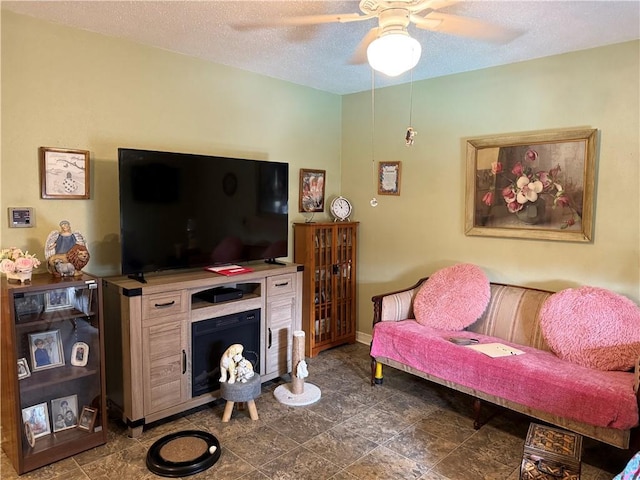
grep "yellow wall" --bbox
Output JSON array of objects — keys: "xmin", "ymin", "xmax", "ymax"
[
  {"xmin": 342, "ymin": 41, "xmax": 640, "ymax": 335},
  {"xmin": 1, "ymin": 11, "xmax": 342, "ymax": 276},
  {"xmin": 2, "ymin": 12, "xmax": 639, "ymax": 338}
]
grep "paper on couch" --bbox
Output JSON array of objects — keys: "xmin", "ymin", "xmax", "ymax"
[{"xmin": 466, "ymin": 342, "xmax": 525, "ymax": 357}]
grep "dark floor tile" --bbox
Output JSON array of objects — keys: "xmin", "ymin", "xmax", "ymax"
[{"xmin": 258, "ymin": 445, "xmax": 341, "ymax": 480}]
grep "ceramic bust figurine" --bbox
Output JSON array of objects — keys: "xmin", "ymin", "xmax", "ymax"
[{"xmin": 44, "ymin": 220, "xmax": 90, "ymax": 277}]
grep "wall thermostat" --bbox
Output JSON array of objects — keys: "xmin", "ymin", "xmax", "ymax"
[{"xmin": 8, "ymin": 207, "xmax": 35, "ymax": 228}]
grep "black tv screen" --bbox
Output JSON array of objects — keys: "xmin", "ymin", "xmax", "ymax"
[{"xmin": 118, "ymin": 148, "xmax": 289, "ymax": 276}]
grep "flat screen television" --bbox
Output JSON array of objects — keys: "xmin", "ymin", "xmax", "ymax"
[{"xmin": 118, "ymin": 148, "xmax": 289, "ymax": 278}]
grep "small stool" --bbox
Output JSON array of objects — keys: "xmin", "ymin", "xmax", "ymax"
[{"xmin": 219, "ymin": 374, "xmax": 260, "ymax": 422}]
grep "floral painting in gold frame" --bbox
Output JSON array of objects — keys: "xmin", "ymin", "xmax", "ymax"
[{"xmin": 465, "ymin": 128, "xmax": 597, "ymax": 242}]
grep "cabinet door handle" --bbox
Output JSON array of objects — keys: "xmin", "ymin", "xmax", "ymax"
[
  {"xmin": 155, "ymin": 301, "xmax": 176, "ymax": 308},
  {"xmin": 182, "ymin": 350, "xmax": 186, "ymax": 374},
  {"xmin": 268, "ymin": 328, "xmax": 272, "ymax": 349},
  {"xmin": 275, "ymin": 281, "xmax": 289, "ymax": 287}
]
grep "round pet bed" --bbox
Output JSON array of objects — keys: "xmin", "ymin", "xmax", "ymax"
[{"xmin": 146, "ymin": 430, "xmax": 220, "ymax": 477}]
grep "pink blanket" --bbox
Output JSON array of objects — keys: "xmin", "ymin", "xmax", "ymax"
[{"xmin": 371, "ymin": 320, "xmax": 638, "ymax": 429}]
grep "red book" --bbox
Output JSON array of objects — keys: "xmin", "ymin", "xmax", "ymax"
[{"xmin": 205, "ymin": 265, "xmax": 253, "ymax": 276}]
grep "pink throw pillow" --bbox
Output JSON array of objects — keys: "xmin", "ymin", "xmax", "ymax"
[
  {"xmin": 540, "ymin": 286, "xmax": 640, "ymax": 371},
  {"xmin": 414, "ymin": 264, "xmax": 491, "ymax": 331}
]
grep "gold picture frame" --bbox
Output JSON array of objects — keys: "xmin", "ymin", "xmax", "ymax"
[
  {"xmin": 465, "ymin": 128, "xmax": 597, "ymax": 242},
  {"xmin": 378, "ymin": 161, "xmax": 401, "ymax": 196},
  {"xmin": 39, "ymin": 147, "xmax": 90, "ymax": 199}
]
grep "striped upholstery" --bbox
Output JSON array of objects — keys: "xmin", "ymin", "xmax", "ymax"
[
  {"xmin": 380, "ymin": 283, "xmax": 553, "ymax": 352},
  {"xmin": 380, "ymin": 288, "xmax": 419, "ymax": 322},
  {"xmin": 468, "ymin": 284, "xmax": 553, "ymax": 352}
]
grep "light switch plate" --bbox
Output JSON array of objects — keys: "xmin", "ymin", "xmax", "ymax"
[{"xmin": 8, "ymin": 207, "xmax": 35, "ymax": 228}]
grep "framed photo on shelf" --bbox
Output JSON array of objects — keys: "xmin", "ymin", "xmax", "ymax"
[
  {"xmin": 71, "ymin": 342, "xmax": 89, "ymax": 367},
  {"xmin": 299, "ymin": 169, "xmax": 326, "ymax": 213},
  {"xmin": 78, "ymin": 406, "xmax": 97, "ymax": 432},
  {"xmin": 28, "ymin": 330, "xmax": 65, "ymax": 372},
  {"xmin": 51, "ymin": 394, "xmax": 78, "ymax": 432},
  {"xmin": 378, "ymin": 161, "xmax": 402, "ymax": 196},
  {"xmin": 45, "ymin": 289, "xmax": 73, "ymax": 312},
  {"xmin": 39, "ymin": 146, "xmax": 90, "ymax": 199},
  {"xmin": 17, "ymin": 357, "xmax": 31, "ymax": 380},
  {"xmin": 21, "ymin": 402, "xmax": 51, "ymax": 439},
  {"xmin": 14, "ymin": 294, "xmax": 44, "ymax": 317}
]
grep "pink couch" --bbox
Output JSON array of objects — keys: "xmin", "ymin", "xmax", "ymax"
[{"xmin": 370, "ymin": 279, "xmax": 640, "ymax": 449}]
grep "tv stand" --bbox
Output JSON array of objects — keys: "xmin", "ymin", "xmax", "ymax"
[
  {"xmin": 103, "ymin": 262, "xmax": 302, "ymax": 437},
  {"xmin": 265, "ymin": 258, "xmax": 286, "ymax": 266},
  {"xmin": 127, "ymin": 272, "xmax": 147, "ymax": 284}
]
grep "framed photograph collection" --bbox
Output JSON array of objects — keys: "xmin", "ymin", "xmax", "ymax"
[{"xmin": 21, "ymin": 395, "xmax": 95, "ymax": 443}]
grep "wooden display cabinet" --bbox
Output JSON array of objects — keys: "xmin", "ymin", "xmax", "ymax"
[
  {"xmin": 1, "ymin": 274, "xmax": 106, "ymax": 475},
  {"xmin": 294, "ymin": 222, "xmax": 358, "ymax": 357}
]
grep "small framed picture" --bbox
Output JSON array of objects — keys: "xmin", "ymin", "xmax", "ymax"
[
  {"xmin": 51, "ymin": 394, "xmax": 78, "ymax": 432},
  {"xmin": 17, "ymin": 357, "xmax": 31, "ymax": 379},
  {"xmin": 378, "ymin": 161, "xmax": 402, "ymax": 196},
  {"xmin": 71, "ymin": 342, "xmax": 89, "ymax": 367},
  {"xmin": 45, "ymin": 289, "xmax": 73, "ymax": 312},
  {"xmin": 39, "ymin": 146, "xmax": 90, "ymax": 199},
  {"xmin": 78, "ymin": 406, "xmax": 97, "ymax": 432},
  {"xmin": 299, "ymin": 169, "xmax": 326, "ymax": 213},
  {"xmin": 14, "ymin": 295, "xmax": 44, "ymax": 317},
  {"xmin": 28, "ymin": 330, "xmax": 65, "ymax": 372},
  {"xmin": 24, "ymin": 421, "xmax": 36, "ymax": 448},
  {"xmin": 22, "ymin": 402, "xmax": 51, "ymax": 439}
]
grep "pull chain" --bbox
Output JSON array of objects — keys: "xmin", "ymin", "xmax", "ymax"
[{"xmin": 370, "ymin": 68, "xmax": 378, "ymax": 207}]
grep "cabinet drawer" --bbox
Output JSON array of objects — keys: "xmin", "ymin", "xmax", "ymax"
[
  {"xmin": 142, "ymin": 291, "xmax": 187, "ymax": 319},
  {"xmin": 267, "ymin": 274, "xmax": 296, "ymax": 297}
]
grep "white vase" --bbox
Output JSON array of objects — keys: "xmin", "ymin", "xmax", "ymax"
[{"xmin": 6, "ymin": 269, "xmax": 33, "ymax": 284}]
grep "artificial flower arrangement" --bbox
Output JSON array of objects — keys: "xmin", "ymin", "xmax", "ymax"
[
  {"xmin": 0, "ymin": 247, "xmax": 41, "ymax": 274},
  {"xmin": 482, "ymin": 148, "xmax": 579, "ymax": 229}
]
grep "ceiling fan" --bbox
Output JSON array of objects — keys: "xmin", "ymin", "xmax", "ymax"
[{"xmin": 236, "ymin": 0, "xmax": 519, "ymax": 76}]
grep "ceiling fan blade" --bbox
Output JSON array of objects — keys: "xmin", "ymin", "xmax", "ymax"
[
  {"xmin": 233, "ymin": 12, "xmax": 370, "ymax": 30},
  {"xmin": 349, "ymin": 27, "xmax": 380, "ymax": 65},
  {"xmin": 412, "ymin": 12, "xmax": 520, "ymax": 43},
  {"xmin": 417, "ymin": 0, "xmax": 461, "ymax": 13}
]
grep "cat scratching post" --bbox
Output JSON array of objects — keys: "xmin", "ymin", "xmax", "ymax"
[{"xmin": 274, "ymin": 330, "xmax": 321, "ymax": 406}]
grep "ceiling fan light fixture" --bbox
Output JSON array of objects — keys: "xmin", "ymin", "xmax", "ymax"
[{"xmin": 367, "ymin": 31, "xmax": 422, "ymax": 77}]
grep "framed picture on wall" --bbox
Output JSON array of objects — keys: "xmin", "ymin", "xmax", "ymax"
[
  {"xmin": 378, "ymin": 161, "xmax": 401, "ymax": 196},
  {"xmin": 39, "ymin": 147, "xmax": 90, "ymax": 199},
  {"xmin": 299, "ymin": 169, "xmax": 326, "ymax": 213},
  {"xmin": 464, "ymin": 128, "xmax": 597, "ymax": 242}
]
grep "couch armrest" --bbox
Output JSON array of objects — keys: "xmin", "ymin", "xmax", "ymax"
[{"xmin": 372, "ymin": 277, "xmax": 428, "ymax": 327}]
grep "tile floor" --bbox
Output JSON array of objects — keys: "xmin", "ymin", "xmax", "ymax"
[{"xmin": 1, "ymin": 342, "xmax": 635, "ymax": 480}]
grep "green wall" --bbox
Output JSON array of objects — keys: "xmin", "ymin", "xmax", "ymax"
[
  {"xmin": 1, "ymin": 11, "xmax": 342, "ymax": 276},
  {"xmin": 342, "ymin": 41, "xmax": 640, "ymax": 335},
  {"xmin": 2, "ymin": 12, "xmax": 639, "ymax": 338}
]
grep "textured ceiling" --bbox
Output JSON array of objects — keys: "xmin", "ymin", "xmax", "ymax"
[{"xmin": 2, "ymin": 1, "xmax": 639, "ymax": 95}]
